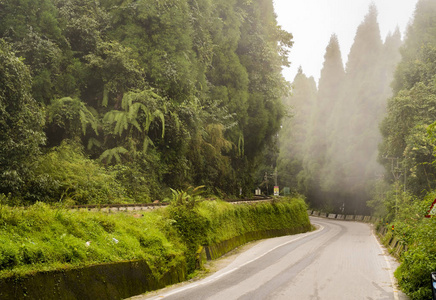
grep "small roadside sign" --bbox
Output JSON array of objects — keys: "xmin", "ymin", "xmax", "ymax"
[
  {"xmin": 274, "ymin": 186, "xmax": 279, "ymax": 196},
  {"xmin": 283, "ymin": 187, "xmax": 290, "ymax": 196},
  {"xmin": 425, "ymin": 199, "xmax": 436, "ymax": 218}
]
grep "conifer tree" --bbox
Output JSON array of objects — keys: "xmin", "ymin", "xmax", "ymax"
[
  {"xmin": 277, "ymin": 68, "xmax": 316, "ymax": 194},
  {"xmin": 313, "ymin": 34, "xmax": 347, "ymax": 210}
]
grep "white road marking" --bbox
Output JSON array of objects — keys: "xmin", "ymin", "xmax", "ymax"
[
  {"xmin": 373, "ymin": 231, "xmax": 400, "ymax": 300},
  {"xmin": 148, "ymin": 225, "xmax": 325, "ymax": 299}
]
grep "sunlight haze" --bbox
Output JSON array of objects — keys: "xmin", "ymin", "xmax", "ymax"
[{"xmin": 273, "ymin": 0, "xmax": 419, "ymax": 83}]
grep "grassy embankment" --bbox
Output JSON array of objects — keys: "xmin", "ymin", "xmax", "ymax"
[
  {"xmin": 377, "ymin": 191, "xmax": 436, "ymax": 300},
  {"xmin": 0, "ymin": 196, "xmax": 310, "ymax": 281}
]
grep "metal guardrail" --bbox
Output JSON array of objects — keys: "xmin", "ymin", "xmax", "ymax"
[
  {"xmin": 307, "ymin": 210, "xmax": 380, "ymax": 223},
  {"xmin": 69, "ymin": 195, "xmax": 273, "ymax": 212}
]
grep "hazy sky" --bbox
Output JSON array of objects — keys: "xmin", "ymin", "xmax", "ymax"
[{"xmin": 273, "ymin": 0, "xmax": 419, "ymax": 83}]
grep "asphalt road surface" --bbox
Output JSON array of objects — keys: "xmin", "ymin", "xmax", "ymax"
[{"xmin": 134, "ymin": 217, "xmax": 409, "ymax": 300}]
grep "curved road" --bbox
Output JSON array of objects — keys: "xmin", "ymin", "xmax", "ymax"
[{"xmin": 134, "ymin": 217, "xmax": 408, "ymax": 300}]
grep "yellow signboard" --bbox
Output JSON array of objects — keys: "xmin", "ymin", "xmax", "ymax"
[{"xmin": 274, "ymin": 186, "xmax": 279, "ymax": 196}]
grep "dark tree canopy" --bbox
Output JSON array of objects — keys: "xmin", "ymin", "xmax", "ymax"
[
  {"xmin": 0, "ymin": 0, "xmax": 291, "ymax": 203},
  {"xmin": 0, "ymin": 40, "xmax": 45, "ymax": 195}
]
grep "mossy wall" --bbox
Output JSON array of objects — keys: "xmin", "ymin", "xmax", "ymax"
[
  {"xmin": 0, "ymin": 260, "xmax": 186, "ymax": 300},
  {"xmin": 204, "ymin": 226, "xmax": 310, "ymax": 261}
]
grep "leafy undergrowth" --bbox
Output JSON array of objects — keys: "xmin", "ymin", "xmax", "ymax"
[
  {"xmin": 382, "ymin": 192, "xmax": 436, "ymax": 300},
  {"xmin": 0, "ymin": 196, "xmax": 310, "ymax": 280},
  {"xmin": 0, "ymin": 203, "xmax": 184, "ymax": 279}
]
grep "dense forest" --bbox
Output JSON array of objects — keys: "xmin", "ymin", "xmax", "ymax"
[
  {"xmin": 2, "ymin": 0, "xmax": 436, "ymax": 297},
  {"xmin": 0, "ymin": 0, "xmax": 292, "ymax": 204}
]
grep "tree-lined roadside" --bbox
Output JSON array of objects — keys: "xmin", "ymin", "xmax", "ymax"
[
  {"xmin": 0, "ymin": 0, "xmax": 291, "ymax": 205},
  {"xmin": 0, "ymin": 195, "xmax": 310, "ymax": 296}
]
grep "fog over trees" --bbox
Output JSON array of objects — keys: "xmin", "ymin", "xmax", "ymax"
[{"xmin": 277, "ymin": 4, "xmax": 402, "ymax": 214}]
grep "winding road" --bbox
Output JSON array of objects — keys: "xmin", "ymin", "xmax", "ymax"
[{"xmin": 133, "ymin": 217, "xmax": 409, "ymax": 300}]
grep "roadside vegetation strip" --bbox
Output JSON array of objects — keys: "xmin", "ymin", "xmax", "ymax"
[
  {"xmin": 0, "ymin": 196, "xmax": 310, "ymax": 299},
  {"xmin": 68, "ymin": 195, "xmax": 273, "ymax": 211}
]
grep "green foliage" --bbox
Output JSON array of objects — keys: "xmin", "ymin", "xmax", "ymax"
[
  {"xmin": 0, "ymin": 0, "xmax": 290, "ymax": 202},
  {"xmin": 166, "ymin": 186, "xmax": 207, "ymax": 272},
  {"xmin": 0, "ymin": 203, "xmax": 183, "ymax": 279},
  {"xmin": 167, "ymin": 194, "xmax": 309, "ymax": 274},
  {"xmin": 85, "ymin": 41, "xmax": 146, "ymax": 106},
  {"xmin": 28, "ymin": 141, "xmax": 130, "ymax": 205},
  {"xmin": 0, "ymin": 39, "xmax": 46, "ymax": 195},
  {"xmin": 46, "ymin": 97, "xmax": 99, "ymax": 142},
  {"xmin": 371, "ymin": 3, "xmax": 436, "ymax": 298},
  {"xmin": 380, "ymin": 0, "xmax": 436, "ymax": 196},
  {"xmin": 98, "ymin": 147, "xmax": 128, "ymax": 165},
  {"xmin": 277, "ymin": 68, "xmax": 317, "ymax": 197},
  {"xmin": 0, "ymin": 195, "xmax": 310, "ymax": 280},
  {"xmin": 197, "ymin": 197, "xmax": 310, "ymax": 245},
  {"xmin": 109, "ymin": 156, "xmax": 165, "ymax": 203},
  {"xmin": 382, "ymin": 192, "xmax": 436, "ymax": 300},
  {"xmin": 103, "ymin": 89, "xmax": 165, "ymax": 140},
  {"xmin": 168, "ymin": 186, "xmax": 205, "ymax": 210}
]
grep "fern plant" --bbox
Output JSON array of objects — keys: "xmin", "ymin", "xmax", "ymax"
[
  {"xmin": 98, "ymin": 146, "xmax": 128, "ymax": 164},
  {"xmin": 101, "ymin": 89, "xmax": 167, "ymax": 162},
  {"xmin": 168, "ymin": 186, "xmax": 205, "ymax": 210}
]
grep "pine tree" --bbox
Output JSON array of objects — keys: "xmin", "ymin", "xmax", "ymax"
[{"xmin": 277, "ymin": 68, "xmax": 316, "ymax": 194}]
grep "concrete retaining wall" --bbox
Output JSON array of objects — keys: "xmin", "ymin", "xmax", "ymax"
[
  {"xmin": 0, "ymin": 260, "xmax": 186, "ymax": 300},
  {"xmin": 203, "ymin": 226, "xmax": 311, "ymax": 261}
]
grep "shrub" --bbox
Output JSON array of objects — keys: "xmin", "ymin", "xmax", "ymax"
[
  {"xmin": 390, "ymin": 192, "xmax": 436, "ymax": 299},
  {"xmin": 26, "ymin": 141, "xmax": 131, "ymax": 205}
]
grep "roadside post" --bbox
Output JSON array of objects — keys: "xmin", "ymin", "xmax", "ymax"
[{"xmin": 432, "ymin": 272, "xmax": 436, "ymax": 300}]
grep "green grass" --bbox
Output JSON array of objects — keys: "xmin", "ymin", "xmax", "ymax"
[
  {"xmin": 0, "ymin": 203, "xmax": 184, "ymax": 279},
  {"xmin": 0, "ymin": 196, "xmax": 310, "ymax": 280}
]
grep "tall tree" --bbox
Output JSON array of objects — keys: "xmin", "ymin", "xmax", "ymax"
[
  {"xmin": 277, "ymin": 68, "xmax": 317, "ymax": 195},
  {"xmin": 380, "ymin": 0, "xmax": 436, "ymax": 195},
  {"xmin": 311, "ymin": 33, "xmax": 347, "ymax": 210},
  {"xmin": 0, "ymin": 40, "xmax": 45, "ymax": 195}
]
